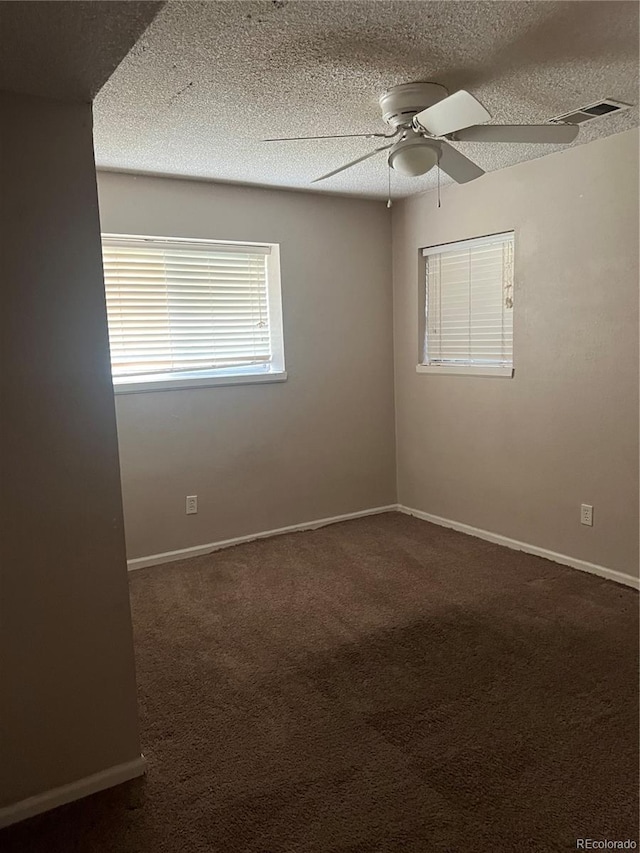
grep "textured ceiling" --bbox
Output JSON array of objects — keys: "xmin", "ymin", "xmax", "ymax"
[
  {"xmin": 0, "ymin": 1, "xmax": 162, "ymax": 102},
  {"xmin": 94, "ymin": 0, "xmax": 639, "ymax": 199}
]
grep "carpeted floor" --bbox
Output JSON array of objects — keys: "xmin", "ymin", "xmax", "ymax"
[{"xmin": 2, "ymin": 512, "xmax": 638, "ymax": 852}]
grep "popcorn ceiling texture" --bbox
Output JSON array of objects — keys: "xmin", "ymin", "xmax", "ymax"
[
  {"xmin": 94, "ymin": 0, "xmax": 639, "ymax": 199},
  {"xmin": 0, "ymin": 2, "xmax": 162, "ymax": 102}
]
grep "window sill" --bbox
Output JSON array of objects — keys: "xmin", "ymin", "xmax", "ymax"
[
  {"xmin": 416, "ymin": 364, "xmax": 514, "ymax": 378},
  {"xmin": 113, "ymin": 370, "xmax": 288, "ymax": 394}
]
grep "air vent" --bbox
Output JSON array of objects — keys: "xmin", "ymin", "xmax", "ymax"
[{"xmin": 549, "ymin": 99, "xmax": 632, "ymax": 125}]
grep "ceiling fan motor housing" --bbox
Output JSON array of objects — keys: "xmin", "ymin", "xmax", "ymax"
[{"xmin": 379, "ymin": 82, "xmax": 449, "ymax": 129}]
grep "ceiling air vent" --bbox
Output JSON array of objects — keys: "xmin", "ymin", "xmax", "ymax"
[{"xmin": 549, "ymin": 99, "xmax": 632, "ymax": 125}]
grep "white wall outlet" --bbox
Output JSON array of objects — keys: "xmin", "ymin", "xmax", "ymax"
[
  {"xmin": 186, "ymin": 495, "xmax": 198, "ymax": 515},
  {"xmin": 580, "ymin": 504, "xmax": 593, "ymax": 526}
]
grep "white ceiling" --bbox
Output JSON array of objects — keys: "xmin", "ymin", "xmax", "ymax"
[
  {"xmin": 0, "ymin": 1, "xmax": 161, "ymax": 102},
  {"xmin": 94, "ymin": 0, "xmax": 639, "ymax": 199}
]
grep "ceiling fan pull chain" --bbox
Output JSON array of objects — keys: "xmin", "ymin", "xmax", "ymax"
[
  {"xmin": 387, "ymin": 162, "xmax": 392, "ymax": 209},
  {"xmin": 437, "ymin": 157, "xmax": 441, "ymax": 209}
]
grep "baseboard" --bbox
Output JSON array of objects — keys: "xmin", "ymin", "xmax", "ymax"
[
  {"xmin": 398, "ymin": 505, "xmax": 639, "ymax": 590},
  {"xmin": 127, "ymin": 505, "xmax": 399, "ymax": 571},
  {"xmin": 126, "ymin": 502, "xmax": 638, "ymax": 590},
  {"xmin": 0, "ymin": 754, "xmax": 146, "ymax": 830}
]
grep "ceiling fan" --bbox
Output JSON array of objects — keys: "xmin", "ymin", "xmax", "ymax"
[{"xmin": 263, "ymin": 82, "xmax": 579, "ymax": 184}]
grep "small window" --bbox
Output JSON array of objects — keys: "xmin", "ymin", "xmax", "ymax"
[
  {"xmin": 419, "ymin": 231, "xmax": 514, "ymax": 377},
  {"xmin": 101, "ymin": 235, "xmax": 285, "ymax": 392}
]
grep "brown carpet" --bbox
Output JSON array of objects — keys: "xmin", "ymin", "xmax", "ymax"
[{"xmin": 2, "ymin": 512, "xmax": 638, "ymax": 852}]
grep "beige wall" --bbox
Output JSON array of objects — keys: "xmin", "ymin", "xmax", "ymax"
[
  {"xmin": 96, "ymin": 173, "xmax": 396, "ymax": 560},
  {"xmin": 393, "ymin": 128, "xmax": 639, "ymax": 577},
  {"xmin": 98, "ymin": 131, "xmax": 638, "ymax": 576},
  {"xmin": 0, "ymin": 93, "xmax": 141, "ymax": 807}
]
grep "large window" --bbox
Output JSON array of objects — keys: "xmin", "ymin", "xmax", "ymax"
[
  {"xmin": 419, "ymin": 231, "xmax": 514, "ymax": 377},
  {"xmin": 102, "ymin": 235, "xmax": 285, "ymax": 392}
]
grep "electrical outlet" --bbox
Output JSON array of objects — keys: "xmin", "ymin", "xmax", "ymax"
[
  {"xmin": 580, "ymin": 504, "xmax": 593, "ymax": 526},
  {"xmin": 186, "ymin": 495, "xmax": 198, "ymax": 515}
]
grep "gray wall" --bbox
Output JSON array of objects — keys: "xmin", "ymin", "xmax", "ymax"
[
  {"xmin": 392, "ymin": 128, "xmax": 639, "ymax": 577},
  {"xmin": 97, "ymin": 173, "xmax": 397, "ymax": 560},
  {"xmin": 0, "ymin": 93, "xmax": 141, "ymax": 807}
]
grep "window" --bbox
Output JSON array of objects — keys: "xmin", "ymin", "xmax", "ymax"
[
  {"xmin": 419, "ymin": 231, "xmax": 514, "ymax": 377},
  {"xmin": 101, "ymin": 235, "xmax": 285, "ymax": 392}
]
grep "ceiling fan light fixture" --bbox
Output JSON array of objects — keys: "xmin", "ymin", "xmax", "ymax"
[{"xmin": 388, "ymin": 136, "xmax": 439, "ymax": 177}]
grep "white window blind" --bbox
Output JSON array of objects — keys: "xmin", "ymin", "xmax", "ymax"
[
  {"xmin": 422, "ymin": 232, "xmax": 514, "ymax": 371},
  {"xmin": 102, "ymin": 236, "xmax": 277, "ymax": 383}
]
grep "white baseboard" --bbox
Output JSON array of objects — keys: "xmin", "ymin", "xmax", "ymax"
[
  {"xmin": 0, "ymin": 754, "xmax": 146, "ymax": 830},
  {"xmin": 126, "ymin": 501, "xmax": 638, "ymax": 591},
  {"xmin": 127, "ymin": 505, "xmax": 399, "ymax": 571},
  {"xmin": 398, "ymin": 505, "xmax": 639, "ymax": 590}
]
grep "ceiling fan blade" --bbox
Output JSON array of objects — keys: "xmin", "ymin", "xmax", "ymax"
[
  {"xmin": 311, "ymin": 143, "xmax": 393, "ymax": 183},
  {"xmin": 438, "ymin": 142, "xmax": 485, "ymax": 184},
  {"xmin": 263, "ymin": 132, "xmax": 394, "ymax": 142},
  {"xmin": 452, "ymin": 124, "xmax": 579, "ymax": 144},
  {"xmin": 413, "ymin": 90, "xmax": 491, "ymax": 137}
]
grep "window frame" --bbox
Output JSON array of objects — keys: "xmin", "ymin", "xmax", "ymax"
[
  {"xmin": 101, "ymin": 234, "xmax": 287, "ymax": 394},
  {"xmin": 417, "ymin": 231, "xmax": 515, "ymax": 379}
]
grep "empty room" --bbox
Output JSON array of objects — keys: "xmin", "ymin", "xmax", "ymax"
[{"xmin": 1, "ymin": 1, "xmax": 638, "ymax": 851}]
